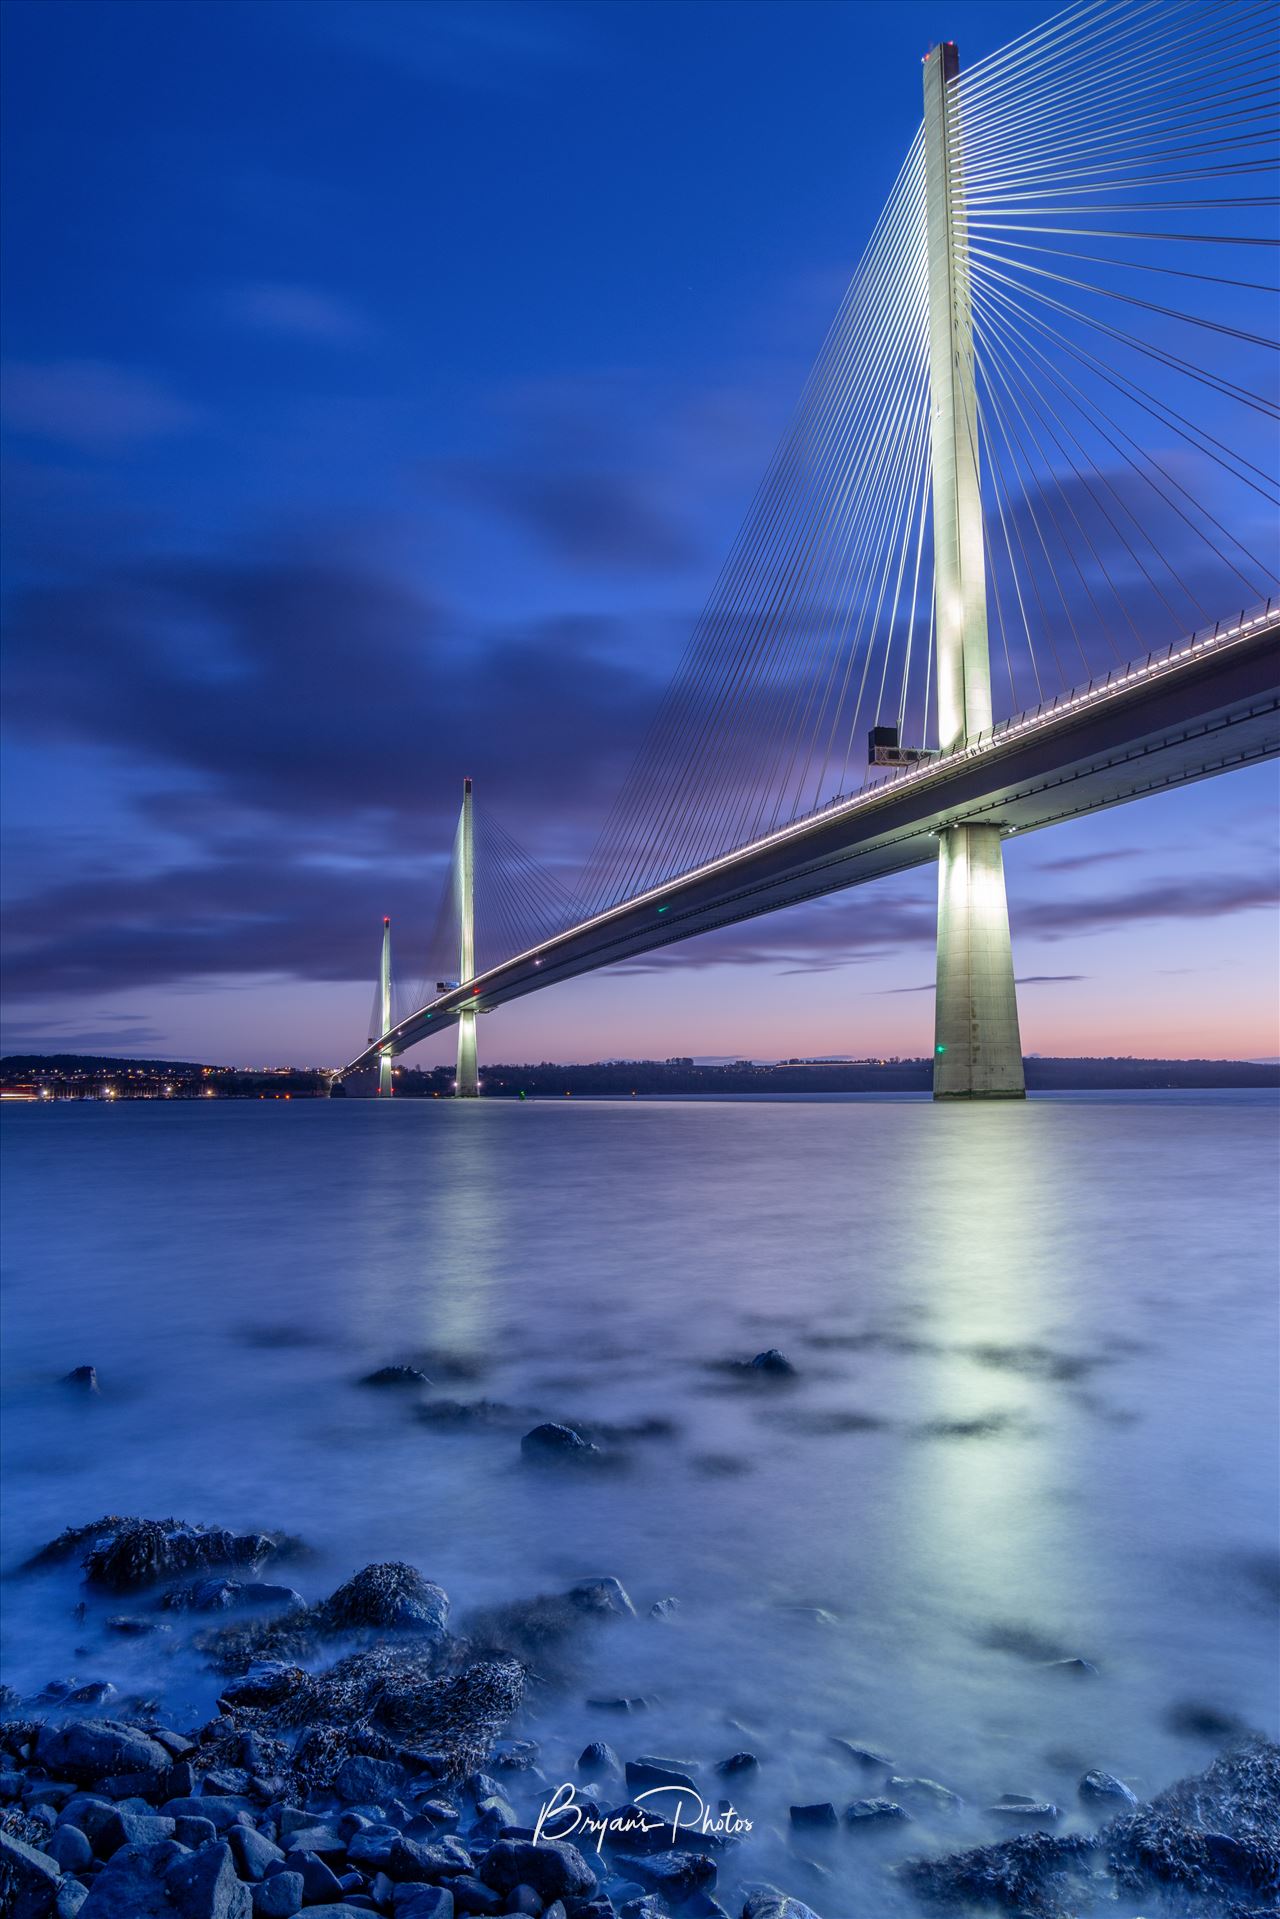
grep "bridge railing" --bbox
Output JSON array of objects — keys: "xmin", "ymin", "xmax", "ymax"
[{"xmin": 804, "ymin": 597, "xmax": 1277, "ymax": 823}]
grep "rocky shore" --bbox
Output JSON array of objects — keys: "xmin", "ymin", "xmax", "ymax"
[{"xmin": 2, "ymin": 1513, "xmax": 1278, "ymax": 1919}]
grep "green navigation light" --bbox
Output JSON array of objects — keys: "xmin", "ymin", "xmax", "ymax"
[
  {"xmin": 657, "ymin": 905, "xmax": 668, "ymax": 913},
  {"xmin": 935, "ymin": 1043, "xmax": 947, "ymax": 1054}
]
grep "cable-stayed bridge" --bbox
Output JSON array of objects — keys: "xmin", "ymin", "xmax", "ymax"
[{"xmin": 343, "ymin": 0, "xmax": 1280, "ymax": 1099}]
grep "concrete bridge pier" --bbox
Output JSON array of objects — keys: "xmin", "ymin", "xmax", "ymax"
[
  {"xmin": 377, "ymin": 915, "xmax": 393, "ymax": 1098},
  {"xmin": 934, "ymin": 823, "xmax": 1024, "ymax": 1099}
]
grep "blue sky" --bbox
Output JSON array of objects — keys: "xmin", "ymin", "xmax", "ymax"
[{"xmin": 2, "ymin": 0, "xmax": 1276, "ymax": 1066}]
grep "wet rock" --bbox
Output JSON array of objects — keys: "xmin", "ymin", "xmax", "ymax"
[
  {"xmin": 104, "ymin": 1617, "xmax": 165, "ymax": 1637},
  {"xmin": 160, "ymin": 1798, "xmax": 256, "ymax": 1834},
  {"xmin": 99, "ymin": 1810, "xmax": 176, "ymax": 1855},
  {"xmin": 57, "ymin": 1797, "xmax": 116, "ymax": 1845},
  {"xmin": 60, "ymin": 1366, "xmax": 100, "ymax": 1395},
  {"xmin": 55, "ymin": 1883, "xmax": 89, "ymax": 1919},
  {"xmin": 740, "ymin": 1888, "xmax": 826, "ymax": 1919},
  {"xmin": 250, "ymin": 1877, "xmax": 303, "ymax": 1918},
  {"xmin": 1042, "ymin": 1657, "xmax": 1098, "ymax": 1676},
  {"xmin": 229, "ymin": 1825, "xmax": 284, "ymax": 1880},
  {"xmin": 519, "ymin": 1424, "xmax": 599, "ymax": 1462},
  {"xmin": 163, "ymin": 1579, "xmax": 304, "ymax": 1615},
  {"xmin": 445, "ymin": 1875, "xmax": 503, "ymax": 1913},
  {"xmin": 1078, "ymin": 1769, "xmax": 1138, "ymax": 1810},
  {"xmin": 359, "ymin": 1366, "xmax": 432, "ymax": 1389},
  {"xmin": 318, "ymin": 1563, "xmax": 449, "ymax": 1638},
  {"xmin": 565, "ymin": 1577, "xmax": 635, "ymax": 1618},
  {"xmin": 46, "ymin": 1824, "xmax": 92, "ymax": 1873},
  {"xmin": 626, "ymin": 1757, "xmax": 699, "ymax": 1795},
  {"xmin": 490, "ymin": 1740, "xmax": 539, "ymax": 1772},
  {"xmin": 67, "ymin": 1682, "xmax": 117, "ymax": 1708},
  {"xmin": 478, "ymin": 1836, "xmax": 597, "ymax": 1898},
  {"xmin": 744, "ymin": 1350, "xmax": 795, "ymax": 1377},
  {"xmin": 647, "ymin": 1598, "xmax": 679, "ymax": 1621},
  {"xmin": 984, "ymin": 1796, "xmax": 1061, "ymax": 1824},
  {"xmin": 613, "ymin": 1848, "xmax": 716, "ymax": 1899},
  {"xmin": 845, "ymin": 1797, "xmax": 910, "ymax": 1827},
  {"xmin": 392, "ymin": 1892, "xmax": 454, "ymax": 1919},
  {"xmin": 0, "ymin": 1828, "xmax": 62, "ymax": 1918},
  {"xmin": 78, "ymin": 1837, "xmax": 191, "ymax": 1917},
  {"xmin": 175, "ymin": 1818, "xmax": 217, "ymax": 1849},
  {"xmin": 887, "ymin": 1775, "xmax": 963, "ymax": 1812},
  {"xmin": 34, "ymin": 1721, "xmax": 171, "ymax": 1787},
  {"xmin": 577, "ymin": 1742, "xmax": 621, "ymax": 1781},
  {"xmin": 288, "ymin": 1848, "xmax": 349, "ymax": 1903},
  {"xmin": 165, "ymin": 1840, "xmax": 251, "ymax": 1918},
  {"xmin": 715, "ymin": 1752, "xmax": 758, "ymax": 1779},
  {"xmin": 901, "ymin": 1830, "xmax": 1097, "ymax": 1915},
  {"xmin": 81, "ymin": 1518, "xmax": 286, "ymax": 1593},
  {"xmin": 789, "ymin": 1803, "xmax": 837, "ymax": 1829},
  {"xmin": 335, "ymin": 1754, "xmax": 405, "ymax": 1804},
  {"xmin": 830, "ymin": 1738, "xmax": 891, "ymax": 1770}
]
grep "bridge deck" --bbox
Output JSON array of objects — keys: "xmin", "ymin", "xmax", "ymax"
[{"xmin": 343, "ymin": 611, "xmax": 1279, "ymax": 1075}]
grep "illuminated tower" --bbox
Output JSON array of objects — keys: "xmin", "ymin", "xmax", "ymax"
[{"xmin": 923, "ymin": 41, "xmax": 1025, "ymax": 1099}]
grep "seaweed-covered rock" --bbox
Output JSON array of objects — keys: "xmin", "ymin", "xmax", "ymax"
[
  {"xmin": 316, "ymin": 1563, "xmax": 449, "ymax": 1637},
  {"xmin": 67, "ymin": 1517, "xmax": 283, "ymax": 1593},
  {"xmin": 901, "ymin": 1830, "xmax": 1098, "ymax": 1916},
  {"xmin": 1106, "ymin": 1739, "xmax": 1280, "ymax": 1907},
  {"xmin": 358, "ymin": 1366, "xmax": 431, "ymax": 1389}
]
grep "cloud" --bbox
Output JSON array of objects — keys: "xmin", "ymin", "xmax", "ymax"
[
  {"xmin": 1, "ymin": 361, "xmax": 198, "ymax": 451},
  {"xmin": 1018, "ymin": 877, "xmax": 1278, "ymax": 939},
  {"xmin": 882, "ymin": 974, "xmax": 1089, "ymax": 993},
  {"xmin": 224, "ymin": 283, "xmax": 373, "ymax": 346},
  {"xmin": 1034, "ymin": 848, "xmax": 1143, "ymax": 873},
  {"xmin": 455, "ymin": 460, "xmax": 701, "ymax": 570}
]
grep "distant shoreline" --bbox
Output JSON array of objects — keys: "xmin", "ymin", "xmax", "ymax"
[{"xmin": 3, "ymin": 1051, "xmax": 1278, "ymax": 1100}]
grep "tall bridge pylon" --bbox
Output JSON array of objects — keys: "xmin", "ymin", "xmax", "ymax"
[
  {"xmin": 923, "ymin": 39, "xmax": 1024, "ymax": 1100},
  {"xmin": 455, "ymin": 777, "xmax": 478, "ymax": 1098},
  {"xmin": 377, "ymin": 916, "xmax": 393, "ymax": 1098}
]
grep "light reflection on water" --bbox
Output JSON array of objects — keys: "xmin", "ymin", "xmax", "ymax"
[{"xmin": 1, "ymin": 1093, "xmax": 1276, "ymax": 1917}]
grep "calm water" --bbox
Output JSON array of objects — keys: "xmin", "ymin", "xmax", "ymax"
[{"xmin": 2, "ymin": 1093, "xmax": 1277, "ymax": 1915}]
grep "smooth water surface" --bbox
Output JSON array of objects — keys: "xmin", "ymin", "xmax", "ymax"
[{"xmin": 2, "ymin": 1094, "xmax": 1277, "ymax": 1914}]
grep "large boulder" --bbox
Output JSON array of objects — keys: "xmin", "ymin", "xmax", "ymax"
[
  {"xmin": 478, "ymin": 1836, "xmax": 598, "ymax": 1898},
  {"xmin": 77, "ymin": 1838, "xmax": 188, "ymax": 1917},
  {"xmin": 317, "ymin": 1563, "xmax": 449, "ymax": 1637},
  {"xmin": 34, "ymin": 1720, "xmax": 171, "ymax": 1786},
  {"xmin": 165, "ymin": 1841, "xmax": 251, "ymax": 1918}
]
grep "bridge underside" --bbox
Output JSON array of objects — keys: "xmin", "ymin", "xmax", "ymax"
[{"xmin": 344, "ymin": 619, "xmax": 1278, "ymax": 1076}]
